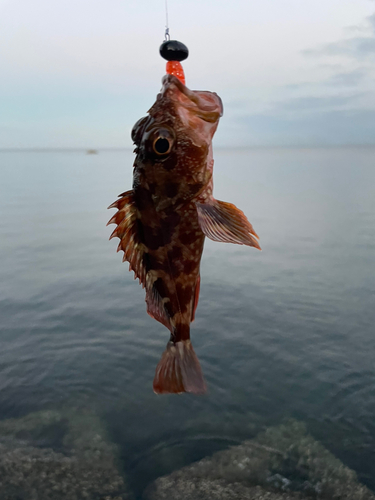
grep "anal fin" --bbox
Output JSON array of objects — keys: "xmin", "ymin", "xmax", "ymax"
[
  {"xmin": 195, "ymin": 199, "xmax": 261, "ymax": 249},
  {"xmin": 145, "ymin": 278, "xmax": 171, "ymax": 330},
  {"xmin": 191, "ymin": 274, "xmax": 200, "ymax": 322}
]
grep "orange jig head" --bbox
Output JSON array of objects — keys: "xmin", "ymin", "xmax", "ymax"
[{"xmin": 166, "ymin": 61, "xmax": 185, "ymax": 85}]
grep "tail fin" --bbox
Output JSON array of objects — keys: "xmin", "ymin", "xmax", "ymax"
[{"xmin": 153, "ymin": 340, "xmax": 206, "ymax": 394}]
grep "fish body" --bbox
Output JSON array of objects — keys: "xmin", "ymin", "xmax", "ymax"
[{"xmin": 108, "ymin": 74, "xmax": 260, "ymax": 394}]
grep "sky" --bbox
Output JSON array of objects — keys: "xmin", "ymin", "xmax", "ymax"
[{"xmin": 1, "ymin": 0, "xmax": 375, "ymax": 148}]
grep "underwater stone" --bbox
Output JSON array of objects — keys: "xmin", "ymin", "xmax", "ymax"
[
  {"xmin": 0, "ymin": 409, "xmax": 133, "ymax": 500},
  {"xmin": 144, "ymin": 419, "xmax": 375, "ymax": 500}
]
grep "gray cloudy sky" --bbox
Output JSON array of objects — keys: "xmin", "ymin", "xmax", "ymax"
[{"xmin": 1, "ymin": 0, "xmax": 375, "ymax": 148}]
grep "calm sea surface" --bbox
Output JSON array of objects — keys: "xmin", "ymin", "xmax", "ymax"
[{"xmin": 0, "ymin": 147, "xmax": 375, "ymax": 494}]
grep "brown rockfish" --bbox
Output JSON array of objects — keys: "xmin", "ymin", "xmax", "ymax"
[{"xmin": 108, "ymin": 74, "xmax": 260, "ymax": 394}]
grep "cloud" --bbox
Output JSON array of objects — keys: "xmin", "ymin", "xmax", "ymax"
[
  {"xmin": 343, "ymin": 12, "xmax": 375, "ymax": 34},
  {"xmin": 367, "ymin": 13, "xmax": 375, "ymax": 31},
  {"xmin": 232, "ymin": 108, "xmax": 375, "ymax": 147},
  {"xmin": 304, "ymin": 12, "xmax": 375, "ymax": 59},
  {"xmin": 281, "ymin": 9, "xmax": 375, "ymax": 147},
  {"xmin": 217, "ymin": 89, "xmax": 375, "ymax": 147},
  {"xmin": 305, "ymin": 37, "xmax": 375, "ymax": 58},
  {"xmin": 287, "ymin": 70, "xmax": 367, "ymax": 89},
  {"xmin": 327, "ymin": 69, "xmax": 366, "ymax": 86},
  {"xmin": 274, "ymin": 94, "xmax": 362, "ymax": 113}
]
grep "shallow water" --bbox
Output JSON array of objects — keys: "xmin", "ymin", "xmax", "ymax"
[{"xmin": 0, "ymin": 147, "xmax": 374, "ymax": 494}]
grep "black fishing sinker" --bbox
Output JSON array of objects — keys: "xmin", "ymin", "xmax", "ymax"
[{"xmin": 159, "ymin": 40, "xmax": 189, "ymax": 61}]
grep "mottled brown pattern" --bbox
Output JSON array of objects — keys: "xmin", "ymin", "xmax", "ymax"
[
  {"xmin": 165, "ymin": 182, "xmax": 179, "ymax": 198},
  {"xmin": 108, "ymin": 74, "xmax": 260, "ymax": 394}
]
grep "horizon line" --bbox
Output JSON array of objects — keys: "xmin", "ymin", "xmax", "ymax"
[{"xmin": 1, "ymin": 144, "xmax": 375, "ymax": 153}]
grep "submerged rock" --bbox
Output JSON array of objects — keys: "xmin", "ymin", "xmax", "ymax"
[
  {"xmin": 0, "ymin": 409, "xmax": 132, "ymax": 500},
  {"xmin": 144, "ymin": 420, "xmax": 374, "ymax": 500}
]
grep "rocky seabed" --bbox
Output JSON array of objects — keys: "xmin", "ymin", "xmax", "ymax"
[{"xmin": 0, "ymin": 410, "xmax": 373, "ymax": 500}]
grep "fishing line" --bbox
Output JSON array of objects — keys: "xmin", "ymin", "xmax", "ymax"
[
  {"xmin": 159, "ymin": 0, "xmax": 189, "ymax": 86},
  {"xmin": 165, "ymin": 0, "xmax": 170, "ymax": 40}
]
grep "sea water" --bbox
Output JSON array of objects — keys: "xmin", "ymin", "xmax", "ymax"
[{"xmin": 0, "ymin": 147, "xmax": 374, "ymax": 493}]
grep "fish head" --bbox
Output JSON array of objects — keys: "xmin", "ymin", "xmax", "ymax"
[
  {"xmin": 157, "ymin": 74, "xmax": 223, "ymax": 147},
  {"xmin": 131, "ymin": 75, "xmax": 223, "ymax": 189}
]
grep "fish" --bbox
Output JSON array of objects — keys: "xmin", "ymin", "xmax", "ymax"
[{"xmin": 107, "ymin": 73, "xmax": 260, "ymax": 394}]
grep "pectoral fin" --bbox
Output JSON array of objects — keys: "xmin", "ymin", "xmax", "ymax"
[{"xmin": 195, "ymin": 199, "xmax": 261, "ymax": 249}]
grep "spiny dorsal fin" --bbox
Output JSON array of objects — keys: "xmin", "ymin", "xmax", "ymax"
[
  {"xmin": 107, "ymin": 190, "xmax": 146, "ymax": 286},
  {"xmin": 195, "ymin": 199, "xmax": 261, "ymax": 249}
]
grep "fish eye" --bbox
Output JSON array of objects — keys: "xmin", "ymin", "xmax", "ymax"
[
  {"xmin": 153, "ymin": 136, "xmax": 172, "ymax": 155},
  {"xmin": 150, "ymin": 128, "xmax": 175, "ymax": 156}
]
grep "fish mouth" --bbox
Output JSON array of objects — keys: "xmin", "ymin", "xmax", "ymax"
[{"xmin": 161, "ymin": 74, "xmax": 223, "ymax": 123}]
